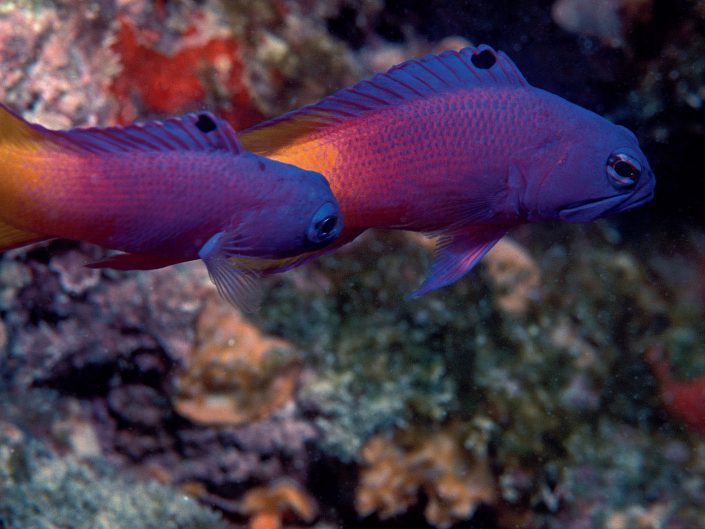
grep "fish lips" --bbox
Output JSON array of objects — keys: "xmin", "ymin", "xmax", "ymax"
[{"xmin": 558, "ymin": 188, "xmax": 655, "ymax": 223}]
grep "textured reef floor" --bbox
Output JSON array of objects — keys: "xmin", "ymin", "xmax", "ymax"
[{"xmin": 2, "ymin": 1, "xmax": 705, "ymax": 528}]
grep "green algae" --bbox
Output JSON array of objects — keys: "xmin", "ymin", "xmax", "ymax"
[{"xmin": 0, "ymin": 424, "xmax": 229, "ymax": 529}]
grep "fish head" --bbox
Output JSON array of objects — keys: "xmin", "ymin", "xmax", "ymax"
[
  {"xmin": 521, "ymin": 117, "xmax": 655, "ymax": 223},
  {"xmin": 232, "ymin": 156, "xmax": 343, "ymax": 259}
]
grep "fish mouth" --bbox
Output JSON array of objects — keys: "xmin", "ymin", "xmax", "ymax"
[{"xmin": 558, "ymin": 188, "xmax": 655, "ymax": 223}]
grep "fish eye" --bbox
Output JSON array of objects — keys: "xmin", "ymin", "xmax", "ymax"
[
  {"xmin": 307, "ymin": 202, "xmax": 341, "ymax": 245},
  {"xmin": 606, "ymin": 151, "xmax": 641, "ymax": 189},
  {"xmin": 316, "ymin": 216, "xmax": 338, "ymax": 240}
]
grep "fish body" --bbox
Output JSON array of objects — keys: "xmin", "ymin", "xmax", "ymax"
[
  {"xmin": 241, "ymin": 45, "xmax": 655, "ymax": 296},
  {"xmin": 0, "ymin": 106, "xmax": 343, "ymax": 310}
]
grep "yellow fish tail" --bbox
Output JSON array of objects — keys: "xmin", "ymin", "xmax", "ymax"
[{"xmin": 0, "ymin": 104, "xmax": 53, "ymax": 251}]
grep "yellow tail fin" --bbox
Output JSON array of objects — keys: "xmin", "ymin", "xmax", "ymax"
[
  {"xmin": 0, "ymin": 104, "xmax": 52, "ymax": 251},
  {"xmin": 0, "ymin": 103, "xmax": 46, "ymax": 147},
  {"xmin": 0, "ymin": 222, "xmax": 48, "ymax": 251}
]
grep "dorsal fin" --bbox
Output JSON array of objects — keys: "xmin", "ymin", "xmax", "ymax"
[
  {"xmin": 240, "ymin": 45, "xmax": 529, "ymax": 155},
  {"xmin": 49, "ymin": 111, "xmax": 242, "ymax": 155}
]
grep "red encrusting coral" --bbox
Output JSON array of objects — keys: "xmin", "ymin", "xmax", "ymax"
[
  {"xmin": 646, "ymin": 345, "xmax": 705, "ymax": 434},
  {"xmin": 110, "ymin": 14, "xmax": 263, "ymax": 128}
]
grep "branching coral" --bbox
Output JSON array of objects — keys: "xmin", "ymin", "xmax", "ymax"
[{"xmin": 356, "ymin": 428, "xmax": 496, "ymax": 528}]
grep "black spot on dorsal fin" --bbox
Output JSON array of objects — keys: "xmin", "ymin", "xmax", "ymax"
[
  {"xmin": 195, "ymin": 113, "xmax": 217, "ymax": 133},
  {"xmin": 52, "ymin": 111, "xmax": 243, "ymax": 155},
  {"xmin": 471, "ymin": 49, "xmax": 497, "ymax": 69}
]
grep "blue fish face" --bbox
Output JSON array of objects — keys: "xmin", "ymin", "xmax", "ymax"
[
  {"xmin": 227, "ymin": 157, "xmax": 343, "ymax": 259},
  {"xmin": 557, "ymin": 145, "xmax": 656, "ymax": 223},
  {"xmin": 522, "ymin": 103, "xmax": 656, "ymax": 224}
]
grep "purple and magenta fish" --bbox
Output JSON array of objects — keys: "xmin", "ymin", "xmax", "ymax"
[
  {"xmin": 241, "ymin": 45, "xmax": 656, "ymax": 296},
  {"xmin": 0, "ymin": 106, "xmax": 342, "ymax": 311}
]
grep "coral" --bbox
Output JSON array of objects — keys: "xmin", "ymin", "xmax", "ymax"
[
  {"xmin": 174, "ymin": 296, "xmax": 301, "ymax": 426},
  {"xmin": 551, "ymin": 0, "xmax": 653, "ymax": 47},
  {"xmin": 1, "ymin": 1, "xmax": 704, "ymax": 527},
  {"xmin": 646, "ymin": 344, "xmax": 705, "ymax": 435},
  {"xmin": 0, "ymin": 241, "xmax": 319, "ymax": 510},
  {"xmin": 47, "ymin": 248, "xmax": 101, "ymax": 295},
  {"xmin": 240, "ymin": 479, "xmax": 317, "ymax": 529},
  {"xmin": 0, "ymin": 420, "xmax": 230, "ymax": 529},
  {"xmin": 221, "ymin": 0, "xmax": 364, "ymax": 117},
  {"xmin": 0, "ymin": 0, "xmax": 118, "ymax": 127},
  {"xmin": 483, "ymin": 238, "xmax": 540, "ymax": 316},
  {"xmin": 542, "ymin": 421, "xmax": 704, "ymax": 529},
  {"xmin": 1, "ymin": 244, "xmax": 210, "ymax": 391},
  {"xmin": 355, "ymin": 427, "xmax": 496, "ymax": 528},
  {"xmin": 110, "ymin": 10, "xmax": 263, "ymax": 127}
]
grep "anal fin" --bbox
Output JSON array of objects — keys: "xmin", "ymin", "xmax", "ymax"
[{"xmin": 410, "ymin": 225, "xmax": 507, "ymax": 298}]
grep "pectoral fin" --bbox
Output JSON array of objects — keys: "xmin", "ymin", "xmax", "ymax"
[
  {"xmin": 198, "ymin": 231, "xmax": 262, "ymax": 313},
  {"xmin": 409, "ymin": 225, "xmax": 507, "ymax": 298}
]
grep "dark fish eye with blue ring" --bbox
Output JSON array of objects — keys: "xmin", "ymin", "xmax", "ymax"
[
  {"xmin": 316, "ymin": 215, "xmax": 338, "ymax": 239},
  {"xmin": 307, "ymin": 202, "xmax": 341, "ymax": 244},
  {"xmin": 606, "ymin": 151, "xmax": 641, "ymax": 189}
]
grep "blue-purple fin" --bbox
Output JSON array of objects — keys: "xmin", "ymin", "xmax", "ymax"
[
  {"xmin": 240, "ymin": 45, "xmax": 528, "ymax": 154},
  {"xmin": 49, "ymin": 111, "xmax": 242, "ymax": 155},
  {"xmin": 198, "ymin": 231, "xmax": 262, "ymax": 313},
  {"xmin": 409, "ymin": 225, "xmax": 507, "ymax": 298}
]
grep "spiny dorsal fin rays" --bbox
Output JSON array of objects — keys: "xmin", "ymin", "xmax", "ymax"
[
  {"xmin": 239, "ymin": 45, "xmax": 529, "ymax": 156},
  {"xmin": 48, "ymin": 111, "xmax": 242, "ymax": 156}
]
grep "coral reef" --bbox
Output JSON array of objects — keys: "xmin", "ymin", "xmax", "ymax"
[
  {"xmin": 0, "ymin": 0, "xmax": 117, "ymax": 127},
  {"xmin": 0, "ymin": 420, "xmax": 230, "ymax": 529},
  {"xmin": 110, "ymin": 11, "xmax": 262, "ymax": 127},
  {"xmin": 1, "ymin": 0, "xmax": 705, "ymax": 528}
]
